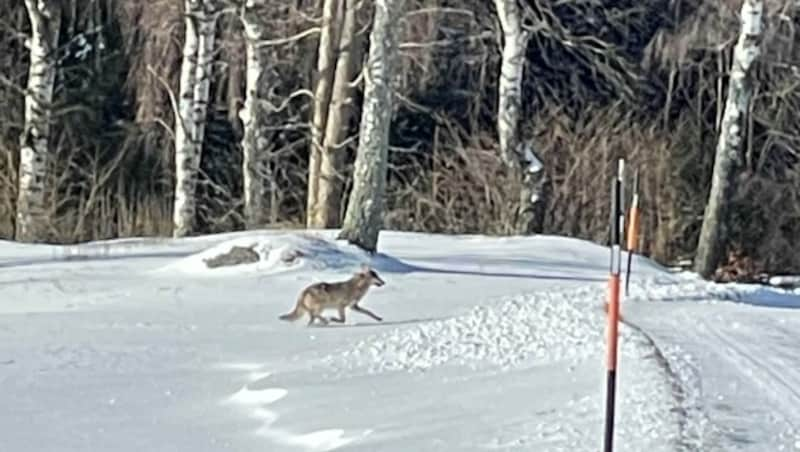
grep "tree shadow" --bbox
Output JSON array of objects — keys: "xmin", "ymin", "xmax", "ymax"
[
  {"xmin": 310, "ymin": 316, "xmax": 447, "ymax": 328},
  {"xmin": 372, "ymin": 252, "xmax": 606, "ymax": 283},
  {"xmin": 0, "ymin": 251, "xmax": 193, "ymax": 270}
]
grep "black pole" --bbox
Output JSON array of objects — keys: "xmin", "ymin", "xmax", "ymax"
[
  {"xmin": 625, "ymin": 170, "xmax": 639, "ymax": 296},
  {"xmin": 625, "ymin": 252, "xmax": 634, "ymax": 295},
  {"xmin": 604, "ymin": 369, "xmax": 617, "ymax": 452}
]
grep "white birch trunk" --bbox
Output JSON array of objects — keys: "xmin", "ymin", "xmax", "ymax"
[
  {"xmin": 306, "ymin": 0, "xmax": 344, "ymax": 228},
  {"xmin": 494, "ymin": 0, "xmax": 546, "ymax": 234},
  {"xmin": 338, "ymin": 0, "xmax": 403, "ymax": 252},
  {"xmin": 240, "ymin": 1, "xmax": 275, "ymax": 228},
  {"xmin": 16, "ymin": 0, "xmax": 61, "ymax": 242},
  {"xmin": 694, "ymin": 0, "xmax": 763, "ymax": 278},
  {"xmin": 173, "ymin": 0, "xmax": 219, "ymax": 238}
]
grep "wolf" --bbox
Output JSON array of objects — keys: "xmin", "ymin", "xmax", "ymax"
[{"xmin": 278, "ymin": 265, "xmax": 386, "ymax": 326}]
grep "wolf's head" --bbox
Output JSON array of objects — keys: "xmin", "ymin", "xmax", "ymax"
[{"xmin": 358, "ymin": 264, "xmax": 385, "ymax": 287}]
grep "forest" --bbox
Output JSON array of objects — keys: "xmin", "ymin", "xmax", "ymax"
[{"xmin": 0, "ymin": 0, "xmax": 798, "ymax": 280}]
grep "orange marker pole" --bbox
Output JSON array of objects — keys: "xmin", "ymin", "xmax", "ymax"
[
  {"xmin": 604, "ymin": 159, "xmax": 623, "ymax": 452},
  {"xmin": 624, "ymin": 171, "xmax": 640, "ymax": 296}
]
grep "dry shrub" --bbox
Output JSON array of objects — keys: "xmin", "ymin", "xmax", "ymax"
[
  {"xmin": 730, "ymin": 174, "xmax": 800, "ymax": 273},
  {"xmin": 714, "ymin": 249, "xmax": 765, "ymax": 283},
  {"xmin": 522, "ymin": 103, "xmax": 709, "ymax": 264},
  {"xmin": 384, "ymin": 117, "xmax": 518, "ymax": 234}
]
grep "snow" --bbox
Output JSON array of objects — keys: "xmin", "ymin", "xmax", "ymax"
[
  {"xmin": 522, "ymin": 142, "xmax": 543, "ymax": 173},
  {"xmin": 1, "ymin": 230, "xmax": 799, "ymax": 451},
  {"xmin": 768, "ymin": 275, "xmax": 800, "ymax": 289},
  {"xmin": 624, "ymin": 274, "xmax": 800, "ymax": 451}
]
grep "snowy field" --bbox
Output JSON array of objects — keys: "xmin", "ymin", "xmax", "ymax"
[{"xmin": 1, "ymin": 230, "xmax": 799, "ymax": 451}]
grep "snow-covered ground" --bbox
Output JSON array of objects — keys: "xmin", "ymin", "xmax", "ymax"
[{"xmin": 1, "ymin": 230, "xmax": 798, "ymax": 451}]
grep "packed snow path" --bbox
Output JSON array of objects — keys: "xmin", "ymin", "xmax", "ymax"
[{"xmin": 624, "ymin": 279, "xmax": 800, "ymax": 451}]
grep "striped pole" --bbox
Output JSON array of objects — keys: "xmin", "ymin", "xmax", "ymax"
[
  {"xmin": 604, "ymin": 159, "xmax": 624, "ymax": 452},
  {"xmin": 625, "ymin": 170, "xmax": 641, "ymax": 296}
]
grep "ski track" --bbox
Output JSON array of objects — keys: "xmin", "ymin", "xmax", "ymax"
[
  {"xmin": 700, "ymin": 318, "xmax": 800, "ymax": 426},
  {"xmin": 625, "ymin": 278, "xmax": 800, "ymax": 451},
  {"xmin": 690, "ymin": 312, "xmax": 800, "ymax": 449}
]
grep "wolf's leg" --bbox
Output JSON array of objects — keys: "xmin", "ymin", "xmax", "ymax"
[
  {"xmin": 328, "ymin": 306, "xmax": 346, "ymax": 323},
  {"xmin": 309, "ymin": 311, "xmax": 329, "ymax": 325},
  {"xmin": 306, "ymin": 308, "xmax": 326, "ymax": 326},
  {"xmin": 352, "ymin": 304, "xmax": 383, "ymax": 322}
]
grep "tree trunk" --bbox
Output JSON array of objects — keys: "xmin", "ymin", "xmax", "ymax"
[
  {"xmin": 16, "ymin": 0, "xmax": 61, "ymax": 242},
  {"xmin": 173, "ymin": 0, "xmax": 219, "ymax": 238},
  {"xmin": 315, "ymin": 0, "xmax": 363, "ymax": 228},
  {"xmin": 338, "ymin": 0, "xmax": 402, "ymax": 252},
  {"xmin": 306, "ymin": 0, "xmax": 344, "ymax": 228},
  {"xmin": 694, "ymin": 0, "xmax": 763, "ymax": 279},
  {"xmin": 226, "ymin": 43, "xmax": 244, "ymax": 138},
  {"xmin": 494, "ymin": 0, "xmax": 546, "ymax": 235},
  {"xmin": 241, "ymin": 2, "xmax": 274, "ymax": 228}
]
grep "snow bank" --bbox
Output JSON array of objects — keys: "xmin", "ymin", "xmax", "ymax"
[
  {"xmin": 325, "ymin": 286, "xmax": 608, "ymax": 372},
  {"xmin": 627, "ymin": 272, "xmax": 800, "ymax": 309},
  {"xmin": 320, "ymin": 285, "xmax": 669, "ymax": 375},
  {"xmin": 321, "ymin": 285, "xmax": 683, "ymax": 450},
  {"xmin": 155, "ymin": 232, "xmax": 414, "ymax": 277}
]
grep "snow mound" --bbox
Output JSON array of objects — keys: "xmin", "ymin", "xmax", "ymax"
[
  {"xmin": 627, "ymin": 273, "xmax": 800, "ymax": 308},
  {"xmin": 155, "ymin": 232, "xmax": 413, "ymax": 276},
  {"xmin": 322, "ymin": 285, "xmax": 684, "ymax": 450},
  {"xmin": 325, "ymin": 286, "xmax": 637, "ymax": 373}
]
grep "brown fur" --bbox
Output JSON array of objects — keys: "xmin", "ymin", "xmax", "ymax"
[{"xmin": 279, "ymin": 265, "xmax": 386, "ymax": 326}]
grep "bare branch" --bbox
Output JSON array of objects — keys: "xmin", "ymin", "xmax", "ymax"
[
  {"xmin": 254, "ymin": 27, "xmax": 321, "ymax": 48},
  {"xmin": 256, "ymin": 88, "xmax": 314, "ymax": 113},
  {"xmin": 398, "ymin": 31, "xmax": 493, "ymax": 50},
  {"xmin": 0, "ymin": 73, "xmax": 28, "ymax": 96},
  {"xmin": 404, "ymin": 7, "xmax": 475, "ymax": 19},
  {"xmin": 146, "ymin": 65, "xmax": 182, "ymax": 142}
]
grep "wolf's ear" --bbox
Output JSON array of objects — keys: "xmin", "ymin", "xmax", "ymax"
[{"xmin": 359, "ymin": 263, "xmax": 370, "ymax": 273}]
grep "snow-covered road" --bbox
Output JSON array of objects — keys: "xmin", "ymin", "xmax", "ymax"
[{"xmin": 625, "ymin": 278, "xmax": 800, "ymax": 451}]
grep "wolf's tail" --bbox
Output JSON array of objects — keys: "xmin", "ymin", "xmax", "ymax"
[{"xmin": 278, "ymin": 305, "xmax": 303, "ymax": 322}]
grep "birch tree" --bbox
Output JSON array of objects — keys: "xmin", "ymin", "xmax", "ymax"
[
  {"xmin": 306, "ymin": 0, "xmax": 342, "ymax": 228},
  {"xmin": 240, "ymin": 1, "xmax": 276, "ymax": 227},
  {"xmin": 694, "ymin": 0, "xmax": 763, "ymax": 279},
  {"xmin": 16, "ymin": 0, "xmax": 61, "ymax": 242},
  {"xmin": 494, "ymin": 0, "xmax": 546, "ymax": 234},
  {"xmin": 315, "ymin": 0, "xmax": 363, "ymax": 228},
  {"xmin": 338, "ymin": 0, "xmax": 403, "ymax": 252},
  {"xmin": 173, "ymin": 0, "xmax": 220, "ymax": 238},
  {"xmin": 307, "ymin": 0, "xmax": 363, "ymax": 228}
]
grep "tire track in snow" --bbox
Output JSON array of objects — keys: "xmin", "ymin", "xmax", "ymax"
[
  {"xmin": 621, "ymin": 319, "xmax": 706, "ymax": 452},
  {"xmin": 625, "ymin": 291, "xmax": 800, "ymax": 451},
  {"xmin": 698, "ymin": 315, "xmax": 800, "ymax": 432}
]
